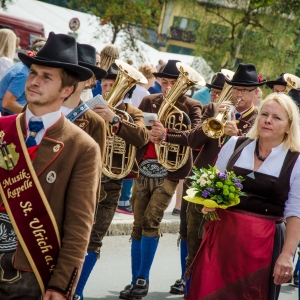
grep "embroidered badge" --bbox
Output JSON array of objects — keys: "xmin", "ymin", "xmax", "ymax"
[
  {"xmin": 53, "ymin": 144, "xmax": 61, "ymax": 153},
  {"xmin": 0, "ymin": 131, "xmax": 19, "ymax": 171},
  {"xmin": 46, "ymin": 171, "xmax": 56, "ymax": 183}
]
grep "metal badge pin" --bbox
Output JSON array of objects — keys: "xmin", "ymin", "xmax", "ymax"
[
  {"xmin": 53, "ymin": 144, "xmax": 61, "ymax": 153},
  {"xmin": 243, "ymin": 124, "xmax": 248, "ymax": 128},
  {"xmin": 46, "ymin": 171, "xmax": 56, "ymax": 183},
  {"xmin": 79, "ymin": 122, "xmax": 86, "ymax": 128},
  {"xmin": 153, "ymin": 104, "xmax": 156, "ymax": 108}
]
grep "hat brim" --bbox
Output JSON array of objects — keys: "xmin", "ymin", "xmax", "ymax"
[
  {"xmin": 206, "ymin": 83, "xmax": 223, "ymax": 90},
  {"xmin": 78, "ymin": 62, "xmax": 107, "ymax": 81},
  {"xmin": 104, "ymin": 74, "xmax": 117, "ymax": 80},
  {"xmin": 265, "ymin": 81, "xmax": 286, "ymax": 89},
  {"xmin": 18, "ymin": 53, "xmax": 93, "ymax": 81},
  {"xmin": 152, "ymin": 72, "xmax": 178, "ymax": 79},
  {"xmin": 224, "ymin": 77, "xmax": 266, "ymax": 87}
]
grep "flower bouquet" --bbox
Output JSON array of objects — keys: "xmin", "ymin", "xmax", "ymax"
[{"xmin": 184, "ymin": 165, "xmax": 246, "ymax": 220}]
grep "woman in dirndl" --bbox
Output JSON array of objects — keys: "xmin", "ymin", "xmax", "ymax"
[{"xmin": 187, "ymin": 93, "xmax": 300, "ymax": 300}]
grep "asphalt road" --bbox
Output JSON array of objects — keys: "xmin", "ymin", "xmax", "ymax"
[{"xmin": 83, "ymin": 233, "xmax": 298, "ymax": 300}]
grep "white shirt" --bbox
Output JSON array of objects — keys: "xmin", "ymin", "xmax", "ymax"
[
  {"xmin": 80, "ymin": 89, "xmax": 93, "ymax": 102},
  {"xmin": 216, "ymin": 136, "xmax": 300, "ymax": 220},
  {"xmin": 26, "ymin": 106, "xmax": 62, "ymax": 145},
  {"xmin": 0, "ymin": 57, "xmax": 14, "ymax": 80},
  {"xmin": 131, "ymin": 84, "xmax": 149, "ymax": 108}
]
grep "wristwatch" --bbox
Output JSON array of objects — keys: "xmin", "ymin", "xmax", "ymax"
[{"xmin": 110, "ymin": 115, "xmax": 120, "ymax": 125}]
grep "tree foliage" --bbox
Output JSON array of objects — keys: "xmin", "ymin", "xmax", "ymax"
[
  {"xmin": 68, "ymin": 0, "xmax": 163, "ymax": 63},
  {"xmin": 1, "ymin": 0, "xmax": 14, "ymax": 9},
  {"xmin": 180, "ymin": 0, "xmax": 300, "ymax": 78}
]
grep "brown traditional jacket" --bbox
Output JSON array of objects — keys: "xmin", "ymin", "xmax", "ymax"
[
  {"xmin": 73, "ymin": 106, "xmax": 106, "ymax": 162},
  {"xmin": 109, "ymin": 101, "xmax": 149, "ymax": 178},
  {"xmin": 167, "ymin": 102, "xmax": 258, "ymax": 184},
  {"xmin": 3, "ymin": 113, "xmax": 101, "ymax": 297},
  {"xmin": 136, "ymin": 93, "xmax": 203, "ymax": 180}
]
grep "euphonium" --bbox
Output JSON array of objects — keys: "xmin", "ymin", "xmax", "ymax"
[
  {"xmin": 103, "ymin": 59, "xmax": 147, "ymax": 179},
  {"xmin": 202, "ymin": 69, "xmax": 235, "ymax": 140},
  {"xmin": 155, "ymin": 62, "xmax": 205, "ymax": 171},
  {"xmin": 283, "ymin": 73, "xmax": 300, "ymax": 93}
]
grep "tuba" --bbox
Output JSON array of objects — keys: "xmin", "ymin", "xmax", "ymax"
[
  {"xmin": 155, "ymin": 62, "xmax": 205, "ymax": 171},
  {"xmin": 283, "ymin": 73, "xmax": 300, "ymax": 93},
  {"xmin": 103, "ymin": 59, "xmax": 147, "ymax": 180},
  {"xmin": 202, "ymin": 69, "xmax": 235, "ymax": 143}
]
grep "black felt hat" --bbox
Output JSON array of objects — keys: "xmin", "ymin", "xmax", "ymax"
[
  {"xmin": 18, "ymin": 32, "xmax": 93, "ymax": 81},
  {"xmin": 225, "ymin": 63, "xmax": 266, "ymax": 87},
  {"xmin": 152, "ymin": 60, "xmax": 180, "ymax": 79},
  {"xmin": 77, "ymin": 43, "xmax": 107, "ymax": 81},
  {"xmin": 265, "ymin": 73, "xmax": 286, "ymax": 89},
  {"xmin": 104, "ymin": 63, "xmax": 118, "ymax": 80},
  {"xmin": 206, "ymin": 72, "xmax": 225, "ymax": 90},
  {"xmin": 288, "ymin": 89, "xmax": 300, "ymax": 107}
]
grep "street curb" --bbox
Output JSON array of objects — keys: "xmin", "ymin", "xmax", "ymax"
[{"xmin": 107, "ymin": 219, "xmax": 180, "ymax": 236}]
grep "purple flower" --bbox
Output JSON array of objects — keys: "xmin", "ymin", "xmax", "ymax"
[
  {"xmin": 235, "ymin": 183, "xmax": 243, "ymax": 189},
  {"xmin": 217, "ymin": 172, "xmax": 228, "ymax": 179},
  {"xmin": 208, "ymin": 188, "xmax": 215, "ymax": 193},
  {"xmin": 202, "ymin": 190, "xmax": 209, "ymax": 198},
  {"xmin": 233, "ymin": 178, "xmax": 240, "ymax": 183}
]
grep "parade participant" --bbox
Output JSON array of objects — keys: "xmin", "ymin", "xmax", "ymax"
[
  {"xmin": 206, "ymin": 72, "xmax": 225, "ymax": 103},
  {"xmin": 61, "ymin": 43, "xmax": 107, "ymax": 159},
  {"xmin": 159, "ymin": 63, "xmax": 262, "ymax": 295},
  {"xmin": 119, "ymin": 60, "xmax": 203, "ymax": 300},
  {"xmin": 188, "ymin": 92, "xmax": 300, "ymax": 300},
  {"xmin": 0, "ymin": 32, "xmax": 101, "ymax": 300},
  {"xmin": 76, "ymin": 62, "xmax": 147, "ymax": 300},
  {"xmin": 266, "ymin": 73, "xmax": 287, "ymax": 93},
  {"xmin": 92, "ymin": 44, "xmax": 119, "ymax": 97},
  {"xmin": 61, "ymin": 43, "xmax": 106, "ymax": 300}
]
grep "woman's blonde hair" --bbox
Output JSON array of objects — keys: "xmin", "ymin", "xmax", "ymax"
[
  {"xmin": 247, "ymin": 92, "xmax": 300, "ymax": 152},
  {"xmin": 100, "ymin": 44, "xmax": 119, "ymax": 71},
  {"xmin": 0, "ymin": 29, "xmax": 17, "ymax": 61},
  {"xmin": 138, "ymin": 63, "xmax": 156, "ymax": 80}
]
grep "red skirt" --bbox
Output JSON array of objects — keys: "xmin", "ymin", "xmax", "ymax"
[{"xmin": 187, "ymin": 209, "xmax": 278, "ymax": 300}]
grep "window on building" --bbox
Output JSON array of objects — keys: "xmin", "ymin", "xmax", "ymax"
[{"xmin": 172, "ymin": 17, "xmax": 199, "ymax": 32}]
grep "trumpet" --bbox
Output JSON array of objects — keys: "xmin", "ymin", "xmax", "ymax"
[{"xmin": 202, "ymin": 69, "xmax": 235, "ymax": 145}]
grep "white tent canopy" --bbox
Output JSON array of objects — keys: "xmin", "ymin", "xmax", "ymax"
[{"xmin": 2, "ymin": 0, "xmax": 213, "ymax": 82}]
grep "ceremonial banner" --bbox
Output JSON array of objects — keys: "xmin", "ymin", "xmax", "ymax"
[{"xmin": 0, "ymin": 114, "xmax": 60, "ymax": 296}]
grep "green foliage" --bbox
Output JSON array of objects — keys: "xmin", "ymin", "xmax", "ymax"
[
  {"xmin": 1, "ymin": 0, "xmax": 14, "ymax": 9},
  {"xmin": 67, "ymin": 0, "xmax": 163, "ymax": 64},
  {"xmin": 180, "ymin": 0, "xmax": 300, "ymax": 78}
]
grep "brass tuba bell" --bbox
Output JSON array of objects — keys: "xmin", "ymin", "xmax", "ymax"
[
  {"xmin": 155, "ymin": 62, "xmax": 205, "ymax": 171},
  {"xmin": 283, "ymin": 73, "xmax": 300, "ymax": 94},
  {"xmin": 202, "ymin": 69, "xmax": 235, "ymax": 141},
  {"xmin": 103, "ymin": 59, "xmax": 147, "ymax": 179}
]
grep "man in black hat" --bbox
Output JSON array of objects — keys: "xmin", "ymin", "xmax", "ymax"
[
  {"xmin": 206, "ymin": 72, "xmax": 226, "ymax": 103},
  {"xmin": 58, "ymin": 43, "xmax": 107, "ymax": 300},
  {"xmin": 154, "ymin": 63, "xmax": 262, "ymax": 296},
  {"xmin": 266, "ymin": 73, "xmax": 288, "ymax": 93},
  {"xmin": 80, "ymin": 61, "xmax": 148, "ymax": 300},
  {"xmin": 0, "ymin": 32, "xmax": 101, "ymax": 300},
  {"xmin": 119, "ymin": 60, "xmax": 203, "ymax": 300}
]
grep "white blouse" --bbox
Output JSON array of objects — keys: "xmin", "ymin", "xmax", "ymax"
[
  {"xmin": 0, "ymin": 56, "xmax": 14, "ymax": 80},
  {"xmin": 216, "ymin": 136, "xmax": 300, "ymax": 220}
]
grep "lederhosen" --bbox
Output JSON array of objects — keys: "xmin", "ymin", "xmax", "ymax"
[{"xmin": 187, "ymin": 137, "xmax": 299, "ymax": 300}]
